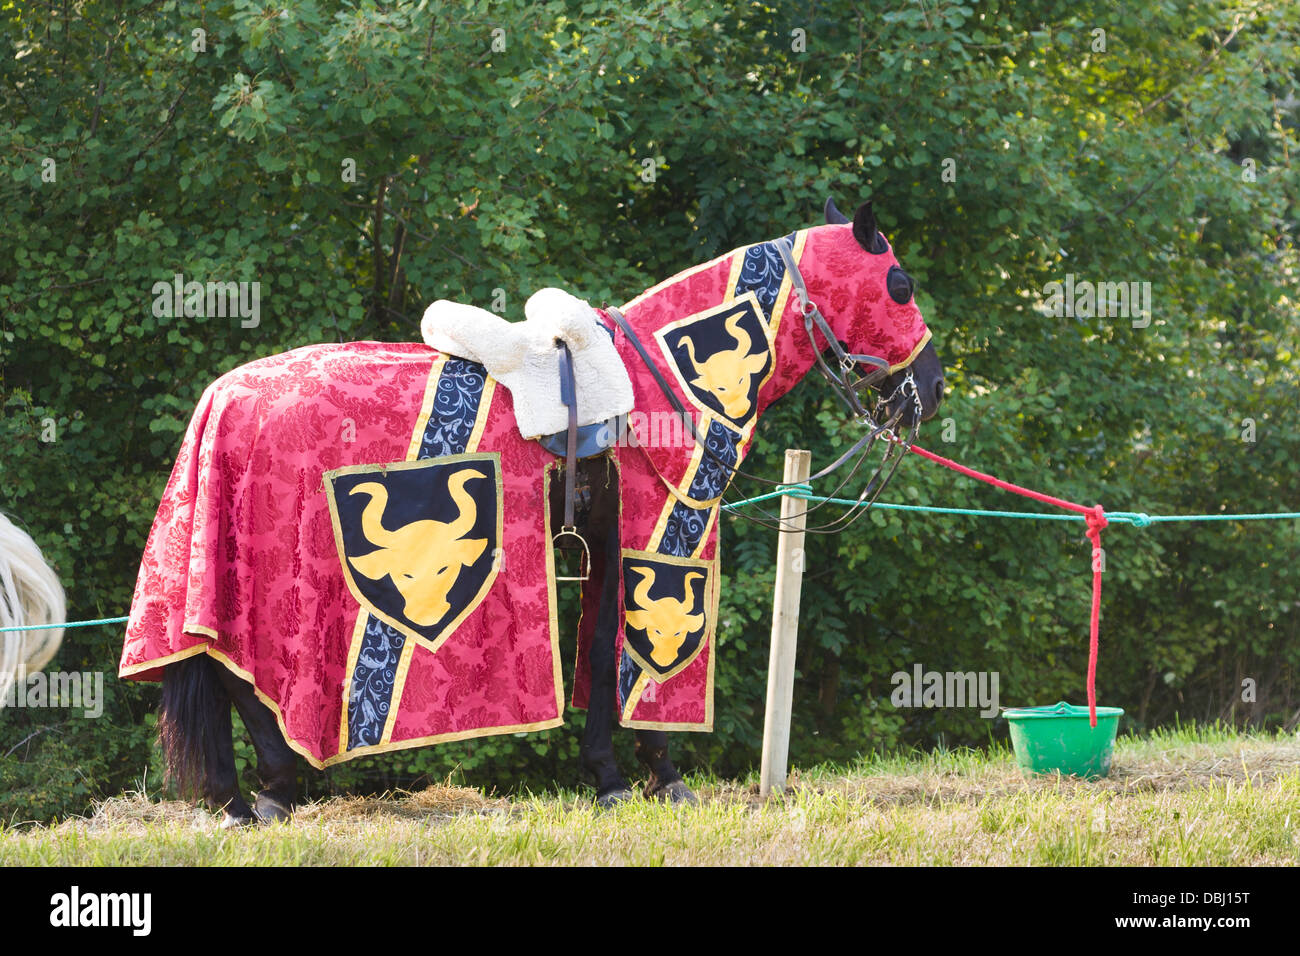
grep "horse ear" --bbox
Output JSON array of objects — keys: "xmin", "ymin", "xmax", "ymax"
[
  {"xmin": 852, "ymin": 201, "xmax": 888, "ymax": 254},
  {"xmin": 824, "ymin": 197, "xmax": 850, "ymax": 225}
]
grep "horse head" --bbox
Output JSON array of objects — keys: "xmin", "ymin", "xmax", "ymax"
[
  {"xmin": 347, "ymin": 469, "xmax": 488, "ymax": 626},
  {"xmin": 624, "ymin": 567, "xmax": 706, "ymax": 667},
  {"xmin": 817, "ymin": 198, "xmax": 945, "ymax": 427}
]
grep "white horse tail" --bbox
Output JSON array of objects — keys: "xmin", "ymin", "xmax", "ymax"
[{"xmin": 0, "ymin": 511, "xmax": 66, "ymax": 705}]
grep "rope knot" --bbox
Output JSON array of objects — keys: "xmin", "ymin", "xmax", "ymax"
[
  {"xmin": 1128, "ymin": 512, "xmax": 1152, "ymax": 528},
  {"xmin": 1084, "ymin": 504, "xmax": 1108, "ymax": 542}
]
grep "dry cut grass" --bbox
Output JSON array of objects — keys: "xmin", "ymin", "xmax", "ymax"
[{"xmin": 2, "ymin": 727, "xmax": 1298, "ymax": 866}]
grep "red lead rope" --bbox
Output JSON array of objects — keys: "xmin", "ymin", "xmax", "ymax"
[{"xmin": 906, "ymin": 444, "xmax": 1108, "ymax": 726}]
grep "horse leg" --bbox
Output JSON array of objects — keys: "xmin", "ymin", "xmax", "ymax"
[
  {"xmin": 575, "ymin": 458, "xmax": 635, "ymax": 806},
  {"xmin": 158, "ymin": 654, "xmax": 255, "ymax": 827},
  {"xmin": 636, "ymin": 730, "xmax": 698, "ymax": 805},
  {"xmin": 213, "ymin": 665, "xmax": 299, "ymax": 823}
]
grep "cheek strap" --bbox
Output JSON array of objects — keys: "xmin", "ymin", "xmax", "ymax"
[{"xmin": 775, "ymin": 238, "xmax": 892, "ymax": 418}]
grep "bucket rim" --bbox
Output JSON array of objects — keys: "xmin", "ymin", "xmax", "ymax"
[{"xmin": 1003, "ymin": 700, "xmax": 1124, "ymax": 720}]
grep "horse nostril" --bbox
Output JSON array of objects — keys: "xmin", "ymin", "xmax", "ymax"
[{"xmin": 933, "ymin": 379, "xmax": 945, "ymax": 405}]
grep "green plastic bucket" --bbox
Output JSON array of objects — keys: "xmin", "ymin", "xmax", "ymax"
[{"xmin": 1003, "ymin": 701, "xmax": 1124, "ymax": 778}]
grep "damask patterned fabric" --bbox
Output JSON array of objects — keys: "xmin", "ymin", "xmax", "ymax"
[
  {"xmin": 120, "ymin": 344, "xmax": 564, "ymax": 767},
  {"xmin": 120, "ymin": 220, "xmax": 930, "ymax": 759}
]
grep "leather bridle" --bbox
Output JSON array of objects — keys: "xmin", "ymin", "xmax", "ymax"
[
  {"xmin": 774, "ymin": 238, "xmax": 892, "ymax": 418},
  {"xmin": 604, "ymin": 236, "xmax": 925, "ymax": 534}
]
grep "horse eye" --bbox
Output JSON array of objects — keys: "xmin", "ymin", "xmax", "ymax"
[{"xmin": 887, "ymin": 266, "xmax": 914, "ymax": 304}]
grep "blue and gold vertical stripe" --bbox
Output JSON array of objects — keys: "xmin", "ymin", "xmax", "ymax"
[{"xmin": 340, "ymin": 356, "xmax": 494, "ymax": 753}]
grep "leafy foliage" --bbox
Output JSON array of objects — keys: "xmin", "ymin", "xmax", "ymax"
[{"xmin": 1, "ymin": 0, "xmax": 1296, "ymax": 820}]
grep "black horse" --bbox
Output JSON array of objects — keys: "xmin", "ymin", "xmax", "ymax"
[{"xmin": 147, "ymin": 199, "xmax": 945, "ymax": 824}]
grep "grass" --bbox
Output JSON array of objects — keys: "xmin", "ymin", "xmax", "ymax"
[{"xmin": 2, "ymin": 724, "xmax": 1297, "ymax": 866}]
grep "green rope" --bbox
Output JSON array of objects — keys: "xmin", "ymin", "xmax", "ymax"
[
  {"xmin": 721, "ymin": 487, "xmax": 1300, "ymax": 528},
  {"xmin": 0, "ymin": 616, "xmax": 128, "ymax": 634},
  {"xmin": 7, "ymin": 496, "xmax": 1297, "ymax": 635}
]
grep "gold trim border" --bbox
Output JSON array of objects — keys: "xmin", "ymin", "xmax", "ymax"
[
  {"xmin": 188, "ymin": 626, "xmax": 564, "ymax": 770},
  {"xmin": 891, "ymin": 328, "xmax": 933, "ymax": 374},
  {"xmin": 118, "ymin": 639, "xmax": 207, "ymax": 678},
  {"xmin": 619, "ymin": 246, "xmax": 740, "ymax": 313},
  {"xmin": 620, "ymin": 672, "xmax": 650, "ymax": 724},
  {"xmin": 541, "ymin": 460, "xmax": 567, "ymax": 725}
]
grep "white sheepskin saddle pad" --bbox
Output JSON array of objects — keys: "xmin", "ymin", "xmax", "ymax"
[{"xmin": 421, "ymin": 288, "xmax": 635, "ymax": 440}]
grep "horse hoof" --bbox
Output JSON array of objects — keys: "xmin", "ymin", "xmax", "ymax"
[
  {"xmin": 253, "ymin": 792, "xmax": 293, "ymax": 824},
  {"xmin": 220, "ymin": 811, "xmax": 255, "ymax": 829},
  {"xmin": 648, "ymin": 780, "xmax": 698, "ymax": 806},
  {"xmin": 595, "ymin": 788, "xmax": 636, "ymax": 810}
]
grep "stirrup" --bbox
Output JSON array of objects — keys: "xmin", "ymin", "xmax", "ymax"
[{"xmin": 552, "ymin": 525, "xmax": 591, "ymax": 582}]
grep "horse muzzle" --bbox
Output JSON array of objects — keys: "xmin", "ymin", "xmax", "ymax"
[{"xmin": 877, "ymin": 342, "xmax": 944, "ymax": 426}]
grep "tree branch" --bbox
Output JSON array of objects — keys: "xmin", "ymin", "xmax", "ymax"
[{"xmin": 370, "ymin": 175, "xmax": 389, "ymax": 318}]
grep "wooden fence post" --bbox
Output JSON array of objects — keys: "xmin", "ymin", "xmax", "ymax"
[{"xmin": 759, "ymin": 449, "xmax": 811, "ymax": 797}]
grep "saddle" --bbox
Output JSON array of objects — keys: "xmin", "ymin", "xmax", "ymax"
[
  {"xmin": 422, "ymin": 289, "xmax": 635, "ymax": 582},
  {"xmin": 420, "ymin": 288, "xmax": 633, "ymax": 449}
]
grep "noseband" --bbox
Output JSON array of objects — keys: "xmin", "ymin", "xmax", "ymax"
[{"xmin": 606, "ymin": 236, "xmax": 923, "ymax": 533}]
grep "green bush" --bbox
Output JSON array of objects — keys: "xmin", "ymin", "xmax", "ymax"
[{"xmin": 1, "ymin": 0, "xmax": 1296, "ymax": 820}]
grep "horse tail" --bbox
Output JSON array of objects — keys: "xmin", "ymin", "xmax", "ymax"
[
  {"xmin": 0, "ymin": 511, "xmax": 66, "ymax": 706},
  {"xmin": 158, "ymin": 654, "xmax": 229, "ymax": 802}
]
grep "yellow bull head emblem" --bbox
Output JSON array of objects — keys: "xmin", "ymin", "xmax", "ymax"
[
  {"xmin": 347, "ymin": 469, "xmax": 488, "ymax": 627},
  {"xmin": 625, "ymin": 567, "xmax": 706, "ymax": 668},
  {"xmin": 683, "ymin": 308, "xmax": 769, "ymax": 420}
]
